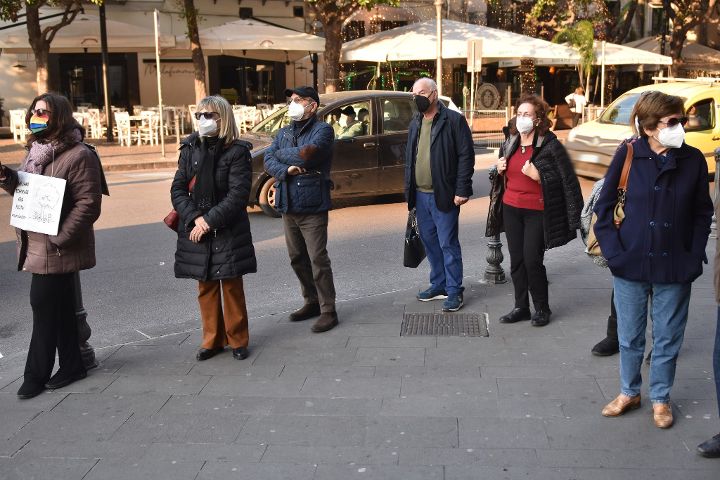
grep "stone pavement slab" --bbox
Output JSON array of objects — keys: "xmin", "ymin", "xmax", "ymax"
[{"xmin": 2, "ymin": 233, "xmax": 720, "ymax": 479}]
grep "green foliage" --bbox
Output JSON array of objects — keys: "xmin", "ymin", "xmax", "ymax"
[
  {"xmin": 1, "ymin": 1, "xmax": 103, "ymax": 22},
  {"xmin": 305, "ymin": 0, "xmax": 399, "ymax": 13},
  {"xmin": 553, "ymin": 19, "xmax": 594, "ymax": 73}
]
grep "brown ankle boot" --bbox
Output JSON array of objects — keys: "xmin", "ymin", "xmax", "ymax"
[
  {"xmin": 311, "ymin": 312, "xmax": 338, "ymax": 333},
  {"xmin": 289, "ymin": 303, "xmax": 320, "ymax": 322}
]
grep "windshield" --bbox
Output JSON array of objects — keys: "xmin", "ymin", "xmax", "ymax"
[
  {"xmin": 251, "ymin": 106, "xmax": 291, "ymax": 137},
  {"xmin": 598, "ymin": 92, "xmax": 641, "ymax": 125}
]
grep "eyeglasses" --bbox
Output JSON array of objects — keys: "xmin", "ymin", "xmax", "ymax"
[
  {"xmin": 194, "ymin": 111, "xmax": 220, "ymax": 120},
  {"xmin": 287, "ymin": 97, "xmax": 313, "ymax": 105},
  {"xmin": 657, "ymin": 117, "xmax": 688, "ymax": 128},
  {"xmin": 32, "ymin": 108, "xmax": 51, "ymax": 116}
]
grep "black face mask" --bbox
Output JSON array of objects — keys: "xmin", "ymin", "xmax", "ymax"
[{"xmin": 414, "ymin": 93, "xmax": 432, "ymax": 113}]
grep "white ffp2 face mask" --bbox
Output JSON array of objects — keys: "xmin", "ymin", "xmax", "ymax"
[
  {"xmin": 516, "ymin": 116, "xmax": 535, "ymax": 134},
  {"xmin": 657, "ymin": 123, "xmax": 685, "ymax": 149},
  {"xmin": 288, "ymin": 101, "xmax": 308, "ymax": 121},
  {"xmin": 198, "ymin": 117, "xmax": 218, "ymax": 136}
]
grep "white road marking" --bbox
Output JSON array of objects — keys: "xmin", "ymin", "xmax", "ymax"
[{"xmin": 135, "ymin": 329, "xmax": 152, "ymax": 339}]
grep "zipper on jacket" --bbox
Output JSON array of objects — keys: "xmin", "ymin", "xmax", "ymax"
[{"xmin": 56, "ymin": 247, "xmax": 61, "ymax": 256}]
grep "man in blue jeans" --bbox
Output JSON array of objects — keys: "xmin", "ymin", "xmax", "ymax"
[
  {"xmin": 697, "ymin": 204, "xmax": 720, "ymax": 458},
  {"xmin": 404, "ymin": 77, "xmax": 474, "ymax": 312}
]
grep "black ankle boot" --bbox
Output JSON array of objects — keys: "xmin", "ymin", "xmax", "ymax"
[{"xmin": 591, "ymin": 315, "xmax": 619, "ymax": 356}]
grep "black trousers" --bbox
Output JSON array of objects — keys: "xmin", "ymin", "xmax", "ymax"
[
  {"xmin": 24, "ymin": 273, "xmax": 84, "ymax": 386},
  {"xmin": 503, "ymin": 203, "xmax": 549, "ymax": 310}
]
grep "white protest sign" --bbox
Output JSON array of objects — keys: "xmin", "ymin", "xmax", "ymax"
[{"xmin": 10, "ymin": 171, "xmax": 66, "ymax": 236}]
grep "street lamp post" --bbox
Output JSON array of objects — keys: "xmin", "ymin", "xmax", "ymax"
[{"xmin": 434, "ymin": 0, "xmax": 443, "ymax": 95}]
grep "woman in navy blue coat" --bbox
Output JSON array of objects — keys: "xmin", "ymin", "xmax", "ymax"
[{"xmin": 594, "ymin": 91, "xmax": 713, "ymax": 428}]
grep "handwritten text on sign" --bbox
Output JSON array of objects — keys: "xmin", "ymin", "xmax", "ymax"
[{"xmin": 10, "ymin": 171, "xmax": 66, "ymax": 236}]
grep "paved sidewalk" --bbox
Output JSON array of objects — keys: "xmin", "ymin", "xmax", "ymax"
[{"xmin": 1, "ymin": 232, "xmax": 719, "ymax": 479}]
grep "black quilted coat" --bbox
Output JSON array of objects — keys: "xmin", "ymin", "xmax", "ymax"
[
  {"xmin": 171, "ymin": 133, "xmax": 257, "ymax": 281},
  {"xmin": 486, "ymin": 130, "xmax": 583, "ymax": 249}
]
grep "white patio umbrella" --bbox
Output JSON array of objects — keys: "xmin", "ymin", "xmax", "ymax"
[
  {"xmin": 0, "ymin": 13, "xmax": 176, "ymax": 52},
  {"xmin": 340, "ymin": 19, "xmax": 580, "ymax": 64},
  {"xmin": 172, "ymin": 18, "xmax": 325, "ymax": 62},
  {"xmin": 499, "ymin": 41, "xmax": 672, "ymax": 107},
  {"xmin": 625, "ymin": 36, "xmax": 720, "ymax": 70}
]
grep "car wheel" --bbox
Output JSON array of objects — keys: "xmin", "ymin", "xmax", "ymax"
[{"xmin": 258, "ymin": 177, "xmax": 281, "ymax": 218}]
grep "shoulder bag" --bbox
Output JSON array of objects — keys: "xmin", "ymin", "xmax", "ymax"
[
  {"xmin": 164, "ymin": 176, "xmax": 196, "ymax": 231},
  {"xmin": 586, "ymin": 143, "xmax": 633, "ymax": 257}
]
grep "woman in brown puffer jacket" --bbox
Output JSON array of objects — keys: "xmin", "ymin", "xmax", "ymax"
[{"xmin": 0, "ymin": 93, "xmax": 103, "ymax": 399}]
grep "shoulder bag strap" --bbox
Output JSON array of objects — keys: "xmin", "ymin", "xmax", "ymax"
[{"xmin": 618, "ymin": 142, "xmax": 633, "ymax": 192}]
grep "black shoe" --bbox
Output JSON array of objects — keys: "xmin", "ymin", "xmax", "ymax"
[
  {"xmin": 17, "ymin": 381, "xmax": 45, "ymax": 400},
  {"xmin": 289, "ymin": 303, "xmax": 321, "ymax": 322},
  {"xmin": 232, "ymin": 347, "xmax": 249, "ymax": 360},
  {"xmin": 531, "ymin": 309, "xmax": 552, "ymax": 327},
  {"xmin": 697, "ymin": 433, "xmax": 720, "ymax": 458},
  {"xmin": 196, "ymin": 347, "xmax": 224, "ymax": 361},
  {"xmin": 499, "ymin": 307, "xmax": 531, "ymax": 324},
  {"xmin": 45, "ymin": 369, "xmax": 87, "ymax": 390},
  {"xmin": 591, "ymin": 336, "xmax": 619, "ymax": 356},
  {"xmin": 311, "ymin": 312, "xmax": 339, "ymax": 333}
]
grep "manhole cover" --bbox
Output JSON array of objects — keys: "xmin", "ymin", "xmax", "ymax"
[{"xmin": 401, "ymin": 312, "xmax": 489, "ymax": 337}]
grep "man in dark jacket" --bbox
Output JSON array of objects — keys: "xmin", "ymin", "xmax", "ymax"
[
  {"xmin": 263, "ymin": 86, "xmax": 339, "ymax": 333},
  {"xmin": 405, "ymin": 77, "xmax": 475, "ymax": 312}
]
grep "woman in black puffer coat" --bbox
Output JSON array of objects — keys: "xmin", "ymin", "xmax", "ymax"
[
  {"xmin": 171, "ymin": 95, "xmax": 256, "ymax": 362},
  {"xmin": 486, "ymin": 94, "xmax": 583, "ymax": 327}
]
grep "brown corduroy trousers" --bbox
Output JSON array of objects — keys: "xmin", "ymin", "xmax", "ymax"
[{"xmin": 197, "ymin": 278, "xmax": 249, "ymax": 349}]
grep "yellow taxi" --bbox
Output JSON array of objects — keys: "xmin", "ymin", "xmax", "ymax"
[{"xmin": 565, "ymin": 79, "xmax": 720, "ymax": 179}]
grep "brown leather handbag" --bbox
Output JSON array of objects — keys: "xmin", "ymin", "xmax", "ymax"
[
  {"xmin": 164, "ymin": 176, "xmax": 196, "ymax": 231},
  {"xmin": 586, "ymin": 142, "xmax": 633, "ymax": 257}
]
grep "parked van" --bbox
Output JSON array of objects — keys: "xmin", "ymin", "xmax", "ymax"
[{"xmin": 565, "ymin": 79, "xmax": 720, "ymax": 179}]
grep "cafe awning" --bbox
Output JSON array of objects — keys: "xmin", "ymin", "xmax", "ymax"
[
  {"xmin": 173, "ymin": 18, "xmax": 325, "ymax": 62},
  {"xmin": 0, "ymin": 13, "xmax": 176, "ymax": 52}
]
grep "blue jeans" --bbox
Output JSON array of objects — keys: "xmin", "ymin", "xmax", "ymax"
[
  {"xmin": 415, "ymin": 191, "xmax": 463, "ymax": 295},
  {"xmin": 714, "ymin": 307, "xmax": 720, "ymax": 417},
  {"xmin": 613, "ymin": 277, "xmax": 691, "ymax": 403}
]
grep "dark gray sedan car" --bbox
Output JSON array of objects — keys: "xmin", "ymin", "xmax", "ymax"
[{"xmin": 243, "ymin": 90, "xmax": 460, "ymax": 217}]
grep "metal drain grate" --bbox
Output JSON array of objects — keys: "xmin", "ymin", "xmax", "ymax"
[{"xmin": 401, "ymin": 312, "xmax": 489, "ymax": 337}]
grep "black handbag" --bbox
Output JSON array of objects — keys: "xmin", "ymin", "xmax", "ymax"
[{"xmin": 403, "ymin": 208, "xmax": 426, "ymax": 268}]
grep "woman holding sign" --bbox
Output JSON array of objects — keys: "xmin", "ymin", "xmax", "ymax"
[{"xmin": 0, "ymin": 93, "xmax": 102, "ymax": 399}]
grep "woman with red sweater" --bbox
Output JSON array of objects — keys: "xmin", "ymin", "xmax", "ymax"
[{"xmin": 486, "ymin": 94, "xmax": 583, "ymax": 327}]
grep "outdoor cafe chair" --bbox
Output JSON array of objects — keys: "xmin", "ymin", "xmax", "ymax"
[
  {"xmin": 10, "ymin": 109, "xmax": 28, "ymax": 143},
  {"xmin": 113, "ymin": 111, "xmax": 134, "ymax": 147},
  {"xmin": 137, "ymin": 111, "xmax": 160, "ymax": 146},
  {"xmin": 86, "ymin": 108, "xmax": 106, "ymax": 139},
  {"xmin": 188, "ymin": 104, "xmax": 198, "ymax": 132}
]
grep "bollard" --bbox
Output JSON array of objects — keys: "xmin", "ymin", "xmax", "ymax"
[
  {"xmin": 483, "ymin": 167, "xmax": 507, "ymax": 284},
  {"xmin": 712, "ymin": 147, "xmax": 720, "ymax": 238}
]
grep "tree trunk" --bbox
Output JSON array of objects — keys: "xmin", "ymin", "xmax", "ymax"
[
  {"xmin": 519, "ymin": 58, "xmax": 536, "ymax": 94},
  {"xmin": 183, "ymin": 0, "xmax": 207, "ymax": 102},
  {"xmin": 323, "ymin": 18, "xmax": 342, "ymax": 93},
  {"xmin": 669, "ymin": 26, "xmax": 688, "ymax": 77},
  {"xmin": 25, "ymin": 4, "xmax": 49, "ymax": 94}
]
